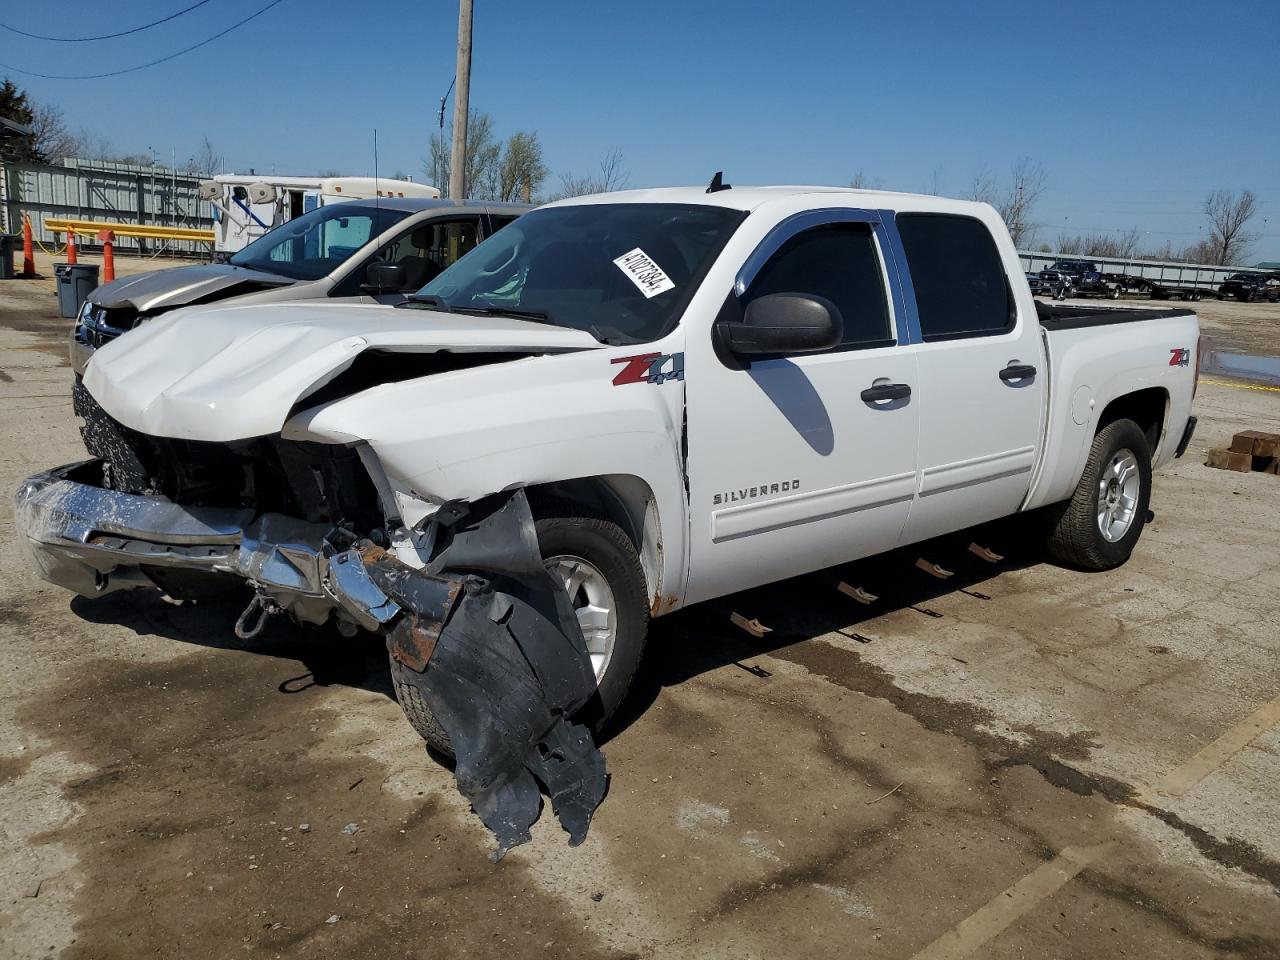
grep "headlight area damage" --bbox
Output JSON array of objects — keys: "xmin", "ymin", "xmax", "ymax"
[{"xmin": 16, "ymin": 416, "xmax": 608, "ymax": 860}]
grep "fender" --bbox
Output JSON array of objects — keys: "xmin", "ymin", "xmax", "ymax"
[{"xmin": 284, "ymin": 340, "xmax": 691, "ymax": 607}]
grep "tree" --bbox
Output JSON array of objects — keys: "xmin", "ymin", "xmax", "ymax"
[
  {"xmin": 1055, "ymin": 233, "xmax": 1084, "ymax": 255},
  {"xmin": 969, "ymin": 158, "xmax": 1047, "ymax": 248},
  {"xmin": 849, "ymin": 169, "xmax": 883, "ymax": 190},
  {"xmin": 498, "ymin": 131, "xmax": 547, "ymax": 202},
  {"xmin": 186, "ymin": 137, "xmax": 225, "ymax": 177},
  {"xmin": 1203, "ymin": 189, "xmax": 1258, "ymax": 265},
  {"xmin": 0, "ymin": 77, "xmax": 38, "ymax": 160},
  {"xmin": 552, "ymin": 148, "xmax": 629, "ymax": 199},
  {"xmin": 1179, "ymin": 239, "xmax": 1219, "ymax": 265},
  {"xmin": 1054, "ymin": 228, "xmax": 1143, "ymax": 259},
  {"xmin": 28, "ymin": 102, "xmax": 79, "ymax": 162},
  {"xmin": 428, "ymin": 110, "xmax": 500, "ymax": 199}
]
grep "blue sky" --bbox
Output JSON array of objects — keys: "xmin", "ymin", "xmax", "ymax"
[{"xmin": 4, "ymin": 0, "xmax": 1278, "ymax": 260}]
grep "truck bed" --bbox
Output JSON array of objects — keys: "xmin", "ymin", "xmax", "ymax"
[{"xmin": 1035, "ymin": 300, "xmax": 1194, "ymax": 331}]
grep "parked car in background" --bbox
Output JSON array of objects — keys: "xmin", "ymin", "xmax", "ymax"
[
  {"xmin": 1039, "ymin": 259, "xmax": 1116, "ymax": 299},
  {"xmin": 20, "ymin": 185, "xmax": 1200, "ymax": 749},
  {"xmin": 1025, "ymin": 272, "xmax": 1046, "ymax": 296},
  {"xmin": 1217, "ymin": 272, "xmax": 1280, "ymax": 303},
  {"xmin": 70, "ymin": 198, "xmax": 532, "ymax": 376}
]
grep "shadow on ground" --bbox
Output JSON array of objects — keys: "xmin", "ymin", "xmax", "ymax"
[{"xmin": 67, "ymin": 515, "xmax": 1053, "ymax": 749}]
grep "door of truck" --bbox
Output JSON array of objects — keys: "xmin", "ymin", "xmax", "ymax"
[
  {"xmin": 892, "ymin": 212, "xmax": 1045, "ymax": 544},
  {"xmin": 683, "ymin": 209, "xmax": 921, "ymax": 604}
]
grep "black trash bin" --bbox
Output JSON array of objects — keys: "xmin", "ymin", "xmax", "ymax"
[
  {"xmin": 0, "ymin": 234, "xmax": 19, "ymax": 280},
  {"xmin": 55, "ymin": 263, "xmax": 100, "ymax": 319}
]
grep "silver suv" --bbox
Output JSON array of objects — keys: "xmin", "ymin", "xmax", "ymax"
[{"xmin": 71, "ymin": 197, "xmax": 532, "ymax": 375}]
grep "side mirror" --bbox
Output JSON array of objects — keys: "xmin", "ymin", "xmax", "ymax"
[
  {"xmin": 362, "ymin": 261, "xmax": 407, "ymax": 294},
  {"xmin": 717, "ymin": 293, "xmax": 843, "ymax": 356}
]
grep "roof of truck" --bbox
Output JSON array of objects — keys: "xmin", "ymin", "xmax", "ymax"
[
  {"xmin": 545, "ymin": 184, "xmax": 985, "ymax": 215},
  {"xmin": 324, "ymin": 197, "xmax": 534, "ymax": 214}
]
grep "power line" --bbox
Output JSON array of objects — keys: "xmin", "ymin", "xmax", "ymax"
[
  {"xmin": 0, "ymin": 0, "xmax": 216, "ymax": 42},
  {"xmin": 0, "ymin": 0, "xmax": 286, "ymax": 79}
]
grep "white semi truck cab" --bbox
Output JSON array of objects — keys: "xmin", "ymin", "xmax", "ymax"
[{"xmin": 16, "ymin": 184, "xmax": 1201, "ymax": 743}]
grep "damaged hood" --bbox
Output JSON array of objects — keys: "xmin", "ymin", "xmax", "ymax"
[
  {"xmin": 82, "ymin": 302, "xmax": 606, "ymax": 442},
  {"xmin": 88, "ymin": 263, "xmax": 295, "ymax": 312}
]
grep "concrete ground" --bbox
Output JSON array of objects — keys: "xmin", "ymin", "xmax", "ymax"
[{"xmin": 1, "ymin": 272, "xmax": 1278, "ymax": 959}]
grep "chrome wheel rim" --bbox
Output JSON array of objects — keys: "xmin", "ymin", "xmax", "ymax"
[
  {"xmin": 545, "ymin": 555, "xmax": 617, "ymax": 681},
  {"xmin": 1097, "ymin": 448, "xmax": 1140, "ymax": 543}
]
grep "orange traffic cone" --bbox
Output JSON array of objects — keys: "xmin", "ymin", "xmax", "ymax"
[
  {"xmin": 21, "ymin": 215, "xmax": 35, "ymax": 277},
  {"xmin": 98, "ymin": 229, "xmax": 115, "ymax": 283}
]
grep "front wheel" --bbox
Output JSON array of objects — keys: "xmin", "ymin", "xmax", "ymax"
[
  {"xmin": 392, "ymin": 505, "xmax": 650, "ymax": 755},
  {"xmin": 1045, "ymin": 418, "xmax": 1152, "ymax": 570}
]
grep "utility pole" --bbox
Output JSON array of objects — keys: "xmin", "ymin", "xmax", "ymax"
[{"xmin": 448, "ymin": 0, "xmax": 473, "ymax": 200}]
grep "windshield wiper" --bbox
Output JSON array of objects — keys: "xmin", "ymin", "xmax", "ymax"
[
  {"xmin": 460, "ymin": 306, "xmax": 552, "ymax": 322},
  {"xmin": 398, "ymin": 294, "xmax": 452, "ymax": 312}
]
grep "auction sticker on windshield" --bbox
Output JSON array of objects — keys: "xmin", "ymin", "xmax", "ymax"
[{"xmin": 613, "ymin": 248, "xmax": 675, "ymax": 298}]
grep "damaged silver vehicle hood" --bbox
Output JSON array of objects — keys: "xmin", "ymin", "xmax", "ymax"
[
  {"xmin": 88, "ymin": 263, "xmax": 295, "ymax": 312},
  {"xmin": 82, "ymin": 301, "xmax": 607, "ymax": 442}
]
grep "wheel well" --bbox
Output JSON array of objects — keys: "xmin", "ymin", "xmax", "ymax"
[
  {"xmin": 525, "ymin": 476, "xmax": 664, "ymax": 609},
  {"xmin": 1097, "ymin": 387, "xmax": 1168, "ymax": 455}
]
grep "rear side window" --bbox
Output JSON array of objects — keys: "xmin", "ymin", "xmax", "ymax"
[
  {"xmin": 896, "ymin": 214, "xmax": 1013, "ymax": 341},
  {"xmin": 745, "ymin": 222, "xmax": 892, "ymax": 349}
]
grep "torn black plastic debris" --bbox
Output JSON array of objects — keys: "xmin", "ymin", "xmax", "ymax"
[{"xmin": 365, "ymin": 489, "xmax": 608, "ymax": 860}]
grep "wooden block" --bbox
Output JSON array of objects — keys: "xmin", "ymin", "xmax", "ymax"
[
  {"xmin": 1252, "ymin": 434, "xmax": 1280, "ymax": 459},
  {"xmin": 1206, "ymin": 448, "xmax": 1253, "ymax": 472},
  {"xmin": 1230, "ymin": 430, "xmax": 1269, "ymax": 454}
]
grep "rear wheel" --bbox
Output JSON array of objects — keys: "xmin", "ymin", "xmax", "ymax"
[
  {"xmin": 392, "ymin": 505, "xmax": 650, "ymax": 755},
  {"xmin": 1045, "ymin": 418, "xmax": 1152, "ymax": 571}
]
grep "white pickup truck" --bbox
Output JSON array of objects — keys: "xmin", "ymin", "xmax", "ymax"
[{"xmin": 16, "ymin": 184, "xmax": 1200, "ymax": 747}]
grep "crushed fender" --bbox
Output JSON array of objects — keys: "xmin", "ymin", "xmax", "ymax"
[{"xmin": 354, "ymin": 489, "xmax": 607, "ymax": 860}]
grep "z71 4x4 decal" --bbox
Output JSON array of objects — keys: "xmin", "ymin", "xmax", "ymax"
[{"xmin": 611, "ymin": 352, "xmax": 685, "ymax": 385}]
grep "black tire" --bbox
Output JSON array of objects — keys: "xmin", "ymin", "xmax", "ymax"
[
  {"xmin": 1045, "ymin": 418, "xmax": 1152, "ymax": 571},
  {"xmin": 391, "ymin": 504, "xmax": 650, "ymax": 755},
  {"xmin": 1108, "ymin": 285, "xmax": 1121, "ymax": 300},
  {"xmin": 1244, "ymin": 290, "xmax": 1256, "ymax": 303}
]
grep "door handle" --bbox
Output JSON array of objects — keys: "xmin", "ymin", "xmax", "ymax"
[
  {"xmin": 999, "ymin": 363, "xmax": 1037, "ymax": 382},
  {"xmin": 860, "ymin": 382, "xmax": 912, "ymax": 403}
]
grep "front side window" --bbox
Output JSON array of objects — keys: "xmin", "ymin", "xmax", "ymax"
[
  {"xmin": 365, "ymin": 218, "xmax": 481, "ymax": 291},
  {"xmin": 896, "ymin": 213, "xmax": 1013, "ymax": 341},
  {"xmin": 743, "ymin": 222, "xmax": 892, "ymax": 349},
  {"xmin": 229, "ymin": 203, "xmax": 409, "ymax": 281},
  {"xmin": 416, "ymin": 203, "xmax": 744, "ymax": 343}
]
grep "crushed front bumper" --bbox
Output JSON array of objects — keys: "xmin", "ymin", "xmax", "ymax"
[
  {"xmin": 16, "ymin": 465, "xmax": 610, "ymax": 856},
  {"xmin": 14, "ymin": 460, "xmax": 404, "ymax": 632}
]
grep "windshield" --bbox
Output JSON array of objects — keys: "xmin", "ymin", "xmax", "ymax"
[
  {"xmin": 416, "ymin": 203, "xmax": 745, "ymax": 342},
  {"xmin": 229, "ymin": 203, "xmax": 410, "ymax": 281},
  {"xmin": 1229, "ymin": 273, "xmax": 1259, "ymax": 281}
]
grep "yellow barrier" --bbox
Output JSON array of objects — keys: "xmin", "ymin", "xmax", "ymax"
[{"xmin": 43, "ymin": 217, "xmax": 214, "ymax": 244}]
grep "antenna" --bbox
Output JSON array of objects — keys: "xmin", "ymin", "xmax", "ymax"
[
  {"xmin": 706, "ymin": 171, "xmax": 732, "ymax": 194},
  {"xmin": 372, "ymin": 128, "xmax": 381, "ymax": 216}
]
